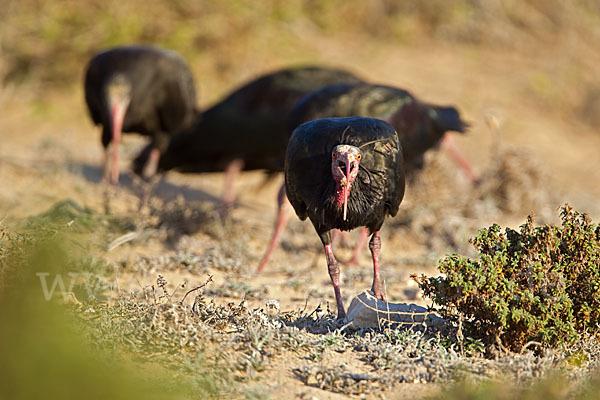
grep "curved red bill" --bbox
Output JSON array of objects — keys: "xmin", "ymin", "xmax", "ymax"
[{"xmin": 343, "ymin": 155, "xmax": 350, "ymax": 221}]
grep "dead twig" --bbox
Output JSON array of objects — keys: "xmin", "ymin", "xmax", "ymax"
[
  {"xmin": 521, "ymin": 341, "xmax": 543, "ymax": 353},
  {"xmin": 107, "ymin": 231, "xmax": 139, "ymax": 252},
  {"xmin": 180, "ymin": 274, "xmax": 214, "ymax": 304}
]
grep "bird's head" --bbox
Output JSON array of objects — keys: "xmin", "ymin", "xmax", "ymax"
[
  {"xmin": 331, "ymin": 144, "xmax": 362, "ymax": 221},
  {"xmin": 106, "ymin": 74, "xmax": 132, "ymax": 113}
]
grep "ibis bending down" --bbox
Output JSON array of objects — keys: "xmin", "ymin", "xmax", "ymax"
[
  {"xmin": 132, "ymin": 66, "xmax": 362, "ymax": 207},
  {"xmin": 285, "ymin": 117, "xmax": 405, "ymax": 318},
  {"xmin": 84, "ymin": 45, "xmax": 197, "ymax": 184}
]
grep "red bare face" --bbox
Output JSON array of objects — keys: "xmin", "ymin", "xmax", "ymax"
[
  {"xmin": 107, "ymin": 75, "xmax": 132, "ymax": 114},
  {"xmin": 331, "ymin": 144, "xmax": 362, "ymax": 220}
]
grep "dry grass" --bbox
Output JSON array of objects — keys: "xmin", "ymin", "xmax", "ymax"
[
  {"xmin": 79, "ymin": 270, "xmax": 600, "ymax": 397},
  {"xmin": 4, "ymin": 202, "xmax": 599, "ymax": 398}
]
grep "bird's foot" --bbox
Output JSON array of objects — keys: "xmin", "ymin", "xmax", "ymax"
[
  {"xmin": 102, "ymin": 183, "xmax": 117, "ymax": 214},
  {"xmin": 141, "ymin": 148, "xmax": 160, "ymax": 180},
  {"xmin": 371, "ymin": 280, "xmax": 387, "ymax": 302},
  {"xmin": 217, "ymin": 201, "xmax": 234, "ymax": 219},
  {"xmin": 136, "ymin": 174, "xmax": 161, "ymax": 213}
]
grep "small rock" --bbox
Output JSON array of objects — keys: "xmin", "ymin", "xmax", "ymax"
[
  {"xmin": 344, "ymin": 290, "xmax": 446, "ymax": 330},
  {"xmin": 266, "ymin": 299, "xmax": 280, "ymax": 314}
]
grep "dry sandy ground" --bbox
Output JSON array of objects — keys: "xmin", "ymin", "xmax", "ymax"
[{"xmin": 1, "ymin": 41, "xmax": 599, "ymax": 398}]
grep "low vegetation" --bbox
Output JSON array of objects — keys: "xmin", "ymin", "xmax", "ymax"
[
  {"xmin": 2, "ymin": 201, "xmax": 600, "ymax": 398},
  {"xmin": 415, "ymin": 205, "xmax": 600, "ymax": 352},
  {"xmin": 0, "ymin": 223, "xmax": 206, "ymax": 399}
]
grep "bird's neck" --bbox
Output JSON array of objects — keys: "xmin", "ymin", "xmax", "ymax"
[
  {"xmin": 320, "ymin": 180, "xmax": 367, "ymax": 231},
  {"xmin": 333, "ymin": 182, "xmax": 350, "ymax": 209}
]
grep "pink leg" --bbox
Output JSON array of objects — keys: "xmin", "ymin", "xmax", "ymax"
[
  {"xmin": 441, "ymin": 133, "xmax": 477, "ymax": 184},
  {"xmin": 257, "ymin": 183, "xmax": 291, "ymax": 273},
  {"xmin": 142, "ymin": 148, "xmax": 161, "ymax": 180},
  {"xmin": 346, "ymin": 227, "xmax": 369, "ymax": 265},
  {"xmin": 110, "ymin": 136, "xmax": 120, "ymax": 185},
  {"xmin": 369, "ymin": 231, "xmax": 386, "ymax": 301},
  {"xmin": 324, "ymin": 244, "xmax": 346, "ymax": 319},
  {"xmin": 109, "ymin": 105, "xmax": 126, "ymax": 185},
  {"xmin": 102, "ymin": 148, "xmax": 111, "ymax": 183},
  {"xmin": 101, "ymin": 136, "xmax": 115, "ymax": 211},
  {"xmin": 222, "ymin": 158, "xmax": 244, "ymax": 208}
]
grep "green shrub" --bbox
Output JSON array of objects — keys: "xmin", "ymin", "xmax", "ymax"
[{"xmin": 415, "ymin": 205, "xmax": 600, "ymax": 352}]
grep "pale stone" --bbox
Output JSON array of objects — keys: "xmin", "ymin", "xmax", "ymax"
[
  {"xmin": 344, "ymin": 290, "xmax": 445, "ymax": 330},
  {"xmin": 266, "ymin": 299, "xmax": 280, "ymax": 314}
]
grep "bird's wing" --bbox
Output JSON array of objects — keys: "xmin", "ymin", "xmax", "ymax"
[
  {"xmin": 376, "ymin": 127, "xmax": 406, "ymax": 218},
  {"xmin": 360, "ymin": 123, "xmax": 405, "ymax": 218},
  {"xmin": 284, "ymin": 130, "xmax": 309, "ymax": 220},
  {"xmin": 388, "ymin": 141, "xmax": 406, "ymax": 218}
]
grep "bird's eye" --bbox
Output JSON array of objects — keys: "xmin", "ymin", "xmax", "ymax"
[
  {"xmin": 357, "ymin": 154, "xmax": 362, "ymax": 160},
  {"xmin": 332, "ymin": 152, "xmax": 337, "ymax": 159}
]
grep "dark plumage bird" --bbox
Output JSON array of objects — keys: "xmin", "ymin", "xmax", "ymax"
[
  {"xmin": 258, "ymin": 82, "xmax": 471, "ymax": 272},
  {"xmin": 285, "ymin": 117, "xmax": 405, "ymax": 318},
  {"xmin": 84, "ymin": 45, "xmax": 197, "ymax": 184},
  {"xmin": 132, "ymin": 66, "xmax": 362, "ymax": 206},
  {"xmin": 290, "ymin": 82, "xmax": 472, "ymax": 176}
]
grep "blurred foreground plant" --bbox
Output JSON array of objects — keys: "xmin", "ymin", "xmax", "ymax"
[
  {"xmin": 0, "ymin": 215, "xmax": 223, "ymax": 399},
  {"xmin": 415, "ymin": 205, "xmax": 600, "ymax": 352}
]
